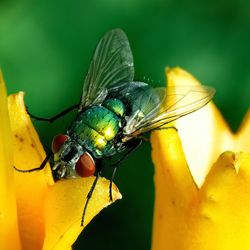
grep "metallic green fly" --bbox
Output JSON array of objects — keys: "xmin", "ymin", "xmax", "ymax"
[{"xmin": 15, "ymin": 29, "xmax": 215, "ymax": 226}]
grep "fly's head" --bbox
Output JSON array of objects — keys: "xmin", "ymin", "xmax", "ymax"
[{"xmin": 51, "ymin": 134, "xmax": 96, "ymax": 179}]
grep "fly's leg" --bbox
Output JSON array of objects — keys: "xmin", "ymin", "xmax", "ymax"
[
  {"xmin": 26, "ymin": 104, "xmax": 78, "ymax": 123},
  {"xmin": 18, "ymin": 105, "xmax": 79, "ymax": 171},
  {"xmin": 14, "ymin": 151, "xmax": 52, "ymax": 172},
  {"xmin": 109, "ymin": 167, "xmax": 117, "ymax": 202},
  {"xmin": 109, "ymin": 139, "xmax": 142, "ymax": 201},
  {"xmin": 81, "ymin": 171, "xmax": 102, "ymax": 227}
]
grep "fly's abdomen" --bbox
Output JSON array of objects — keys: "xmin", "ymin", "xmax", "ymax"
[{"xmin": 69, "ymin": 104, "xmax": 122, "ymax": 157}]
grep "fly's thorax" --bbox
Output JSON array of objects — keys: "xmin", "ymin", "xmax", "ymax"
[
  {"xmin": 68, "ymin": 101, "xmax": 126, "ymax": 158},
  {"xmin": 102, "ymin": 98, "xmax": 125, "ymax": 117}
]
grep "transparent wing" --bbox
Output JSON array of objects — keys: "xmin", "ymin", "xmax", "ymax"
[
  {"xmin": 79, "ymin": 29, "xmax": 134, "ymax": 111},
  {"xmin": 119, "ymin": 84, "xmax": 215, "ymax": 140}
]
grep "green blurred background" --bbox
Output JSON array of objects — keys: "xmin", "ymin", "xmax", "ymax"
[{"xmin": 0, "ymin": 0, "xmax": 250, "ymax": 249}]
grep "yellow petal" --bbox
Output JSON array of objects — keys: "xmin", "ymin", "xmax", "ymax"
[
  {"xmin": 0, "ymin": 72, "xmax": 21, "ymax": 250},
  {"xmin": 151, "ymin": 128, "xmax": 198, "ymax": 250},
  {"xmin": 43, "ymin": 177, "xmax": 122, "ymax": 250},
  {"xmin": 8, "ymin": 92, "xmax": 54, "ymax": 249},
  {"xmin": 194, "ymin": 152, "xmax": 250, "ymax": 249},
  {"xmin": 8, "ymin": 91, "xmax": 122, "ymax": 249},
  {"xmin": 152, "ymin": 138, "xmax": 250, "ymax": 250},
  {"xmin": 235, "ymin": 109, "xmax": 250, "ymax": 152},
  {"xmin": 166, "ymin": 67, "xmax": 233, "ymax": 186},
  {"xmin": 152, "ymin": 67, "xmax": 250, "ymax": 250}
]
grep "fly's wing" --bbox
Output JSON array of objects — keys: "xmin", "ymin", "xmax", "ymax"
[
  {"xmin": 121, "ymin": 84, "xmax": 215, "ymax": 140},
  {"xmin": 79, "ymin": 29, "xmax": 134, "ymax": 111}
]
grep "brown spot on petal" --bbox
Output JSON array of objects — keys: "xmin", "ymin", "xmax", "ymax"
[
  {"xmin": 158, "ymin": 213, "xmax": 164, "ymax": 220},
  {"xmin": 171, "ymin": 200, "xmax": 176, "ymax": 206}
]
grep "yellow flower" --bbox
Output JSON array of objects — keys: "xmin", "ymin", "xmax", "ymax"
[
  {"xmin": 0, "ymin": 72, "xmax": 122, "ymax": 250},
  {"xmin": 151, "ymin": 67, "xmax": 250, "ymax": 250}
]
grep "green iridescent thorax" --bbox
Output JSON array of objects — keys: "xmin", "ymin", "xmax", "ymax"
[
  {"xmin": 68, "ymin": 98, "xmax": 125, "ymax": 158},
  {"xmin": 103, "ymin": 98, "xmax": 125, "ymax": 117}
]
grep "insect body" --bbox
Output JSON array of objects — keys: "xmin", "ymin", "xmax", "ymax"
[
  {"xmin": 16, "ymin": 29, "xmax": 215, "ymax": 226},
  {"xmin": 53, "ymin": 98, "xmax": 126, "ymax": 179}
]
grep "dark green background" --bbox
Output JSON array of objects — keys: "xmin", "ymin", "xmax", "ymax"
[{"xmin": 1, "ymin": 0, "xmax": 249, "ymax": 249}]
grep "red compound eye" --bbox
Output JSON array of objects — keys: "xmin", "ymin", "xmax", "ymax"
[
  {"xmin": 75, "ymin": 152, "xmax": 96, "ymax": 177},
  {"xmin": 51, "ymin": 134, "xmax": 69, "ymax": 154}
]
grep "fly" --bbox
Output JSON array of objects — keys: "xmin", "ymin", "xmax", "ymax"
[{"xmin": 15, "ymin": 29, "xmax": 215, "ymax": 226}]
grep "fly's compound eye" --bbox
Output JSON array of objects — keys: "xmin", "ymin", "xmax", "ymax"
[
  {"xmin": 52, "ymin": 134, "xmax": 69, "ymax": 154},
  {"xmin": 75, "ymin": 152, "xmax": 96, "ymax": 177}
]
